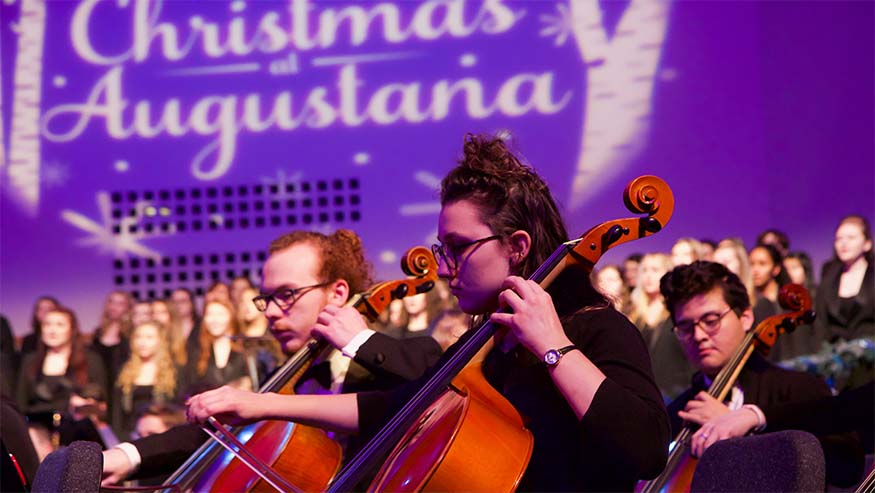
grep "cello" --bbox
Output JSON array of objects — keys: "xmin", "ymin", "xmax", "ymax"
[
  {"xmin": 158, "ymin": 246, "xmax": 439, "ymax": 493},
  {"xmin": 328, "ymin": 175, "xmax": 675, "ymax": 492},
  {"xmin": 637, "ymin": 283, "xmax": 815, "ymax": 493}
]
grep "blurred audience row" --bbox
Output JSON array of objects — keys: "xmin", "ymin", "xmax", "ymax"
[
  {"xmin": 593, "ymin": 215, "xmax": 873, "ymax": 401},
  {"xmin": 0, "ymin": 274, "xmax": 467, "ymax": 460},
  {"xmin": 0, "ymin": 214, "xmax": 870, "ymax": 459}
]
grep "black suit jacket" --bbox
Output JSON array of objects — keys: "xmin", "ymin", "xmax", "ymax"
[
  {"xmin": 667, "ymin": 353, "xmax": 864, "ymax": 487},
  {"xmin": 814, "ymin": 259, "xmax": 875, "ymax": 342},
  {"xmin": 131, "ymin": 333, "xmax": 442, "ymax": 480}
]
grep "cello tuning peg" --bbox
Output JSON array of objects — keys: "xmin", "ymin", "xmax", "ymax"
[
  {"xmin": 641, "ymin": 217, "xmax": 662, "ymax": 233},
  {"xmin": 603, "ymin": 225, "xmax": 625, "ymax": 246},
  {"xmin": 391, "ymin": 284, "xmax": 409, "ymax": 299},
  {"xmin": 415, "ymin": 281, "xmax": 435, "ymax": 294}
]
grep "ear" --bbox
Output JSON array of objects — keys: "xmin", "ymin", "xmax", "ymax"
[
  {"xmin": 770, "ymin": 264, "xmax": 781, "ymax": 278},
  {"xmin": 506, "ymin": 230, "xmax": 532, "ymax": 268},
  {"xmin": 865, "ymin": 239, "xmax": 873, "ymax": 254},
  {"xmin": 739, "ymin": 306, "xmax": 755, "ymax": 332},
  {"xmin": 326, "ymin": 279, "xmax": 350, "ymax": 307}
]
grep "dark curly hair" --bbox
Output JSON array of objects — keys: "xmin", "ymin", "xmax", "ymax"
[
  {"xmin": 660, "ymin": 261, "xmax": 751, "ymax": 323},
  {"xmin": 268, "ymin": 229, "xmax": 374, "ymax": 295},
  {"xmin": 440, "ymin": 133, "xmax": 607, "ymax": 314}
]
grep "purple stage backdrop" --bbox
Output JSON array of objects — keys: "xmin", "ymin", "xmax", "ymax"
[{"xmin": 1, "ymin": 0, "xmax": 872, "ymax": 335}]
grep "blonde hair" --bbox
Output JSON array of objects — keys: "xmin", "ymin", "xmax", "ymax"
[
  {"xmin": 628, "ymin": 253, "xmax": 672, "ymax": 327},
  {"xmin": 153, "ymin": 299, "xmax": 187, "ymax": 366},
  {"xmin": 672, "ymin": 237, "xmax": 706, "ymax": 265},
  {"xmin": 116, "ymin": 322, "xmax": 178, "ymax": 409},
  {"xmin": 97, "ymin": 290, "xmax": 134, "ymax": 339},
  {"xmin": 716, "ymin": 238, "xmax": 754, "ymax": 303}
]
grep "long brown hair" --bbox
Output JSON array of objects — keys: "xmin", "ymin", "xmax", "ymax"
[
  {"xmin": 28, "ymin": 306, "xmax": 90, "ymax": 388},
  {"xmin": 440, "ymin": 133, "xmax": 608, "ymax": 315},
  {"xmin": 29, "ymin": 295, "xmax": 60, "ymax": 339},
  {"xmin": 196, "ymin": 300, "xmax": 241, "ymax": 376}
]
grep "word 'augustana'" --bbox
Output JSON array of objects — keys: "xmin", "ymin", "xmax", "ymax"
[
  {"xmin": 72, "ymin": 0, "xmax": 523, "ymax": 64},
  {"xmin": 41, "ymin": 65, "xmax": 572, "ymax": 180}
]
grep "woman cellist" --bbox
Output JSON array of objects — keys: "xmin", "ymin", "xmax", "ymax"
[{"xmin": 187, "ymin": 133, "xmax": 670, "ymax": 491}]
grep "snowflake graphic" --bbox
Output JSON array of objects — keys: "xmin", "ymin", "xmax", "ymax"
[
  {"xmin": 539, "ymin": 2, "xmax": 575, "ymax": 47},
  {"xmin": 260, "ymin": 169, "xmax": 307, "ymax": 201},
  {"xmin": 42, "ymin": 160, "xmax": 69, "ymax": 188},
  {"xmin": 61, "ymin": 192, "xmax": 173, "ymax": 260}
]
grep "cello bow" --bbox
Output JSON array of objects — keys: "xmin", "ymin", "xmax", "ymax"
[{"xmin": 160, "ymin": 246, "xmax": 439, "ymax": 493}]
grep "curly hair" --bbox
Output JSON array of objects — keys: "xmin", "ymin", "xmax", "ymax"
[
  {"xmin": 440, "ymin": 133, "xmax": 608, "ymax": 314},
  {"xmin": 660, "ymin": 261, "xmax": 751, "ymax": 323},
  {"xmin": 116, "ymin": 322, "xmax": 178, "ymax": 409},
  {"xmin": 268, "ymin": 229, "xmax": 374, "ymax": 295}
]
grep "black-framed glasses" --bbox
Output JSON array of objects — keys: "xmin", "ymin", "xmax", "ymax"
[
  {"xmin": 252, "ymin": 281, "xmax": 332, "ymax": 312},
  {"xmin": 431, "ymin": 235, "xmax": 503, "ymax": 271},
  {"xmin": 673, "ymin": 307, "xmax": 735, "ymax": 340}
]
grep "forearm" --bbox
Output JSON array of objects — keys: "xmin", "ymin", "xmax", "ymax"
[
  {"xmin": 256, "ymin": 393, "xmax": 360, "ymax": 434},
  {"xmin": 549, "ymin": 350, "xmax": 606, "ymax": 420}
]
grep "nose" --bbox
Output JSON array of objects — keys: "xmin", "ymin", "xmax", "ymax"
[
  {"xmin": 436, "ymin": 259, "xmax": 454, "ymax": 279},
  {"xmin": 692, "ymin": 323, "xmax": 710, "ymax": 343},
  {"xmin": 263, "ymin": 299, "xmax": 283, "ymax": 320}
]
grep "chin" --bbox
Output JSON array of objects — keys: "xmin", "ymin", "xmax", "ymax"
[
  {"xmin": 456, "ymin": 297, "xmax": 493, "ymax": 317},
  {"xmin": 281, "ymin": 339, "xmax": 305, "ymax": 354}
]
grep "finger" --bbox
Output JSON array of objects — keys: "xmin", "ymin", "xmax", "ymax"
[
  {"xmin": 678, "ymin": 410, "xmax": 706, "ymax": 425},
  {"xmin": 500, "ymin": 277, "xmax": 536, "ymax": 302},
  {"xmin": 315, "ymin": 311, "xmax": 335, "ymax": 326},
  {"xmin": 691, "ymin": 428, "xmax": 710, "ymax": 457},
  {"xmin": 500, "ymin": 276, "xmax": 526, "ymax": 291},
  {"xmin": 490, "ymin": 312, "xmax": 515, "ymax": 328},
  {"xmin": 702, "ymin": 432, "xmax": 721, "ymax": 454},
  {"xmin": 684, "ymin": 400, "xmax": 704, "ymax": 411},
  {"xmin": 690, "ymin": 435, "xmax": 702, "ymax": 458},
  {"xmin": 497, "ymin": 288, "xmax": 525, "ymax": 313}
]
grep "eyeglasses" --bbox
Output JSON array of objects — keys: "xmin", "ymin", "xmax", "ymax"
[
  {"xmin": 673, "ymin": 307, "xmax": 735, "ymax": 340},
  {"xmin": 431, "ymin": 235, "xmax": 503, "ymax": 271},
  {"xmin": 252, "ymin": 282, "xmax": 331, "ymax": 312}
]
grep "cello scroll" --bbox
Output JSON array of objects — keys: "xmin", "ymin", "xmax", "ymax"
[{"xmin": 753, "ymin": 283, "xmax": 815, "ymax": 354}]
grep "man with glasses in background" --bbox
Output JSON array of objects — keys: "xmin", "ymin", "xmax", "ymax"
[
  {"xmin": 101, "ymin": 229, "xmax": 443, "ymax": 485},
  {"xmin": 659, "ymin": 261, "xmax": 863, "ymax": 487}
]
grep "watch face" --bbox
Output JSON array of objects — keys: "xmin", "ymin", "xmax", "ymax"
[{"xmin": 544, "ymin": 350, "xmax": 560, "ymax": 365}]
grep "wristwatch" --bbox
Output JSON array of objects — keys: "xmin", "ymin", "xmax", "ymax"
[{"xmin": 543, "ymin": 345, "xmax": 578, "ymax": 366}]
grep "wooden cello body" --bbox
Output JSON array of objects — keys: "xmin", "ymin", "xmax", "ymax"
[
  {"xmin": 369, "ymin": 366, "xmax": 534, "ymax": 492},
  {"xmin": 326, "ymin": 175, "xmax": 675, "ymax": 493},
  {"xmin": 161, "ymin": 247, "xmax": 439, "ymax": 493},
  {"xmin": 637, "ymin": 284, "xmax": 815, "ymax": 493}
]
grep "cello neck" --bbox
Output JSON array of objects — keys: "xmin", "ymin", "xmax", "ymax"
[{"xmin": 328, "ymin": 240, "xmax": 587, "ymax": 492}]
